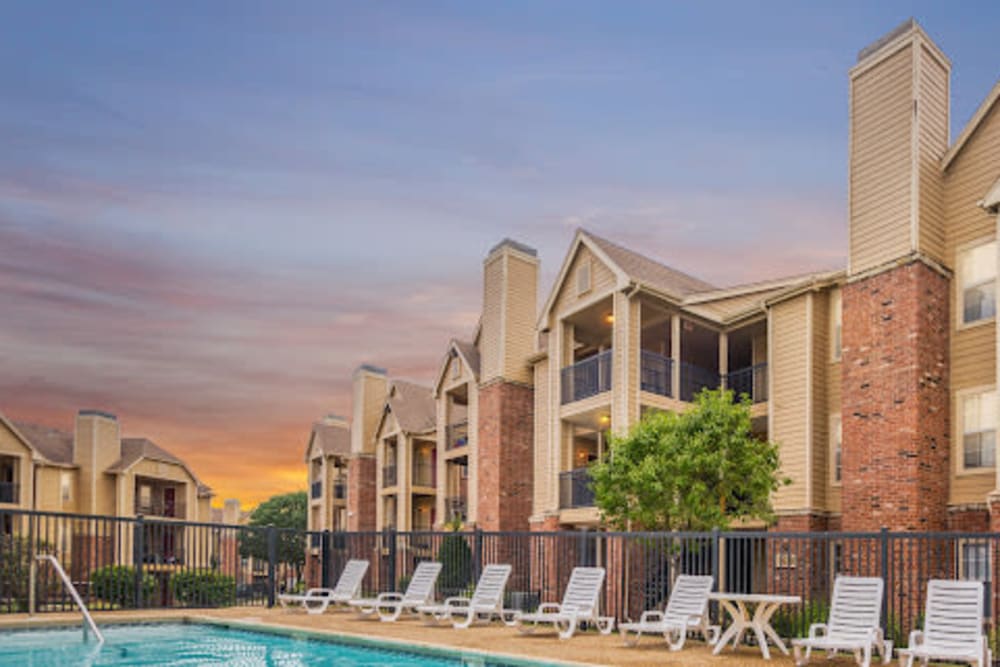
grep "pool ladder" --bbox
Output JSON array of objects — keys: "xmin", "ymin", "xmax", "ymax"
[{"xmin": 36, "ymin": 554, "xmax": 105, "ymax": 644}]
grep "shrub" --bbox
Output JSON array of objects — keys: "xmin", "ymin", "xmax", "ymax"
[
  {"xmin": 436, "ymin": 533, "xmax": 473, "ymax": 596},
  {"xmin": 770, "ymin": 599, "xmax": 829, "ymax": 638},
  {"xmin": 0, "ymin": 535, "xmax": 40, "ymax": 612},
  {"xmin": 90, "ymin": 565, "xmax": 157, "ymax": 609},
  {"xmin": 170, "ymin": 570, "xmax": 235, "ymax": 607}
]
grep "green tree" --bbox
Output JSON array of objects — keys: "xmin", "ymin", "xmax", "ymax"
[
  {"xmin": 590, "ymin": 389, "xmax": 787, "ymax": 532},
  {"xmin": 436, "ymin": 517, "xmax": 473, "ymax": 596},
  {"xmin": 238, "ymin": 491, "xmax": 307, "ymax": 581}
]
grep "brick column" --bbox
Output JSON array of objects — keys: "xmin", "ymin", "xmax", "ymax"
[
  {"xmin": 477, "ymin": 380, "xmax": 533, "ymax": 532},
  {"xmin": 841, "ymin": 261, "xmax": 950, "ymax": 532},
  {"xmin": 346, "ymin": 454, "xmax": 376, "ymax": 532}
]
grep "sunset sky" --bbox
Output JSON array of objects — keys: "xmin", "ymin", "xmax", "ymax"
[{"xmin": 1, "ymin": 2, "xmax": 998, "ymax": 507}]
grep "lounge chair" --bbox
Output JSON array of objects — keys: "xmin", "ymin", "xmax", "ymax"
[
  {"xmin": 513, "ymin": 566, "xmax": 614, "ymax": 639},
  {"xmin": 277, "ymin": 559, "xmax": 369, "ymax": 614},
  {"xmin": 791, "ymin": 576, "xmax": 890, "ymax": 667},
  {"xmin": 417, "ymin": 564, "xmax": 514, "ymax": 629},
  {"xmin": 618, "ymin": 574, "xmax": 719, "ymax": 649},
  {"xmin": 897, "ymin": 579, "xmax": 990, "ymax": 667},
  {"xmin": 349, "ymin": 561, "xmax": 443, "ymax": 622}
]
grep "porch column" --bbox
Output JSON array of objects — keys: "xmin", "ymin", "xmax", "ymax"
[
  {"xmin": 670, "ymin": 314, "xmax": 681, "ymax": 399},
  {"xmin": 718, "ymin": 331, "xmax": 728, "ymax": 390}
]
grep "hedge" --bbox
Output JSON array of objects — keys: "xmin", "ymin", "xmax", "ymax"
[
  {"xmin": 90, "ymin": 565, "xmax": 157, "ymax": 608},
  {"xmin": 170, "ymin": 570, "xmax": 236, "ymax": 607}
]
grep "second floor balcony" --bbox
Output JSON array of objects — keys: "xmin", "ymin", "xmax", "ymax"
[
  {"xmin": 446, "ymin": 420, "xmax": 469, "ymax": 451},
  {"xmin": 412, "ymin": 461, "xmax": 435, "ymax": 487},
  {"xmin": 561, "ymin": 350, "xmax": 612, "ymax": 404},
  {"xmin": 640, "ymin": 350, "xmax": 673, "ymax": 397},
  {"xmin": 446, "ymin": 496, "xmax": 467, "ymax": 522},
  {"xmin": 0, "ymin": 481, "xmax": 18, "ymax": 504},
  {"xmin": 559, "ymin": 467, "xmax": 595, "ymax": 509},
  {"xmin": 382, "ymin": 465, "xmax": 397, "ymax": 488},
  {"xmin": 727, "ymin": 363, "xmax": 768, "ymax": 404},
  {"xmin": 333, "ymin": 479, "xmax": 346, "ymax": 500}
]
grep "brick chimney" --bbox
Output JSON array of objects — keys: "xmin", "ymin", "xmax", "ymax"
[
  {"xmin": 477, "ymin": 239, "xmax": 538, "ymax": 531},
  {"xmin": 841, "ymin": 20, "xmax": 951, "ymax": 532},
  {"xmin": 347, "ymin": 364, "xmax": 388, "ymax": 531},
  {"xmin": 74, "ymin": 410, "xmax": 121, "ymax": 516}
]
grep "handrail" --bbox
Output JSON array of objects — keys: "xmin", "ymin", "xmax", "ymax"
[{"xmin": 36, "ymin": 554, "xmax": 104, "ymax": 644}]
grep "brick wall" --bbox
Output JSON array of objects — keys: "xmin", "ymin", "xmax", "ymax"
[
  {"xmin": 841, "ymin": 260, "xmax": 950, "ymax": 532},
  {"xmin": 346, "ymin": 455, "xmax": 376, "ymax": 532},
  {"xmin": 948, "ymin": 506, "xmax": 989, "ymax": 532},
  {"xmin": 477, "ymin": 380, "xmax": 534, "ymax": 532}
]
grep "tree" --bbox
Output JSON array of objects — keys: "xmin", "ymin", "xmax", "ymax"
[
  {"xmin": 436, "ymin": 516, "xmax": 473, "ymax": 596},
  {"xmin": 589, "ymin": 389, "xmax": 787, "ymax": 532},
  {"xmin": 238, "ymin": 491, "xmax": 307, "ymax": 581}
]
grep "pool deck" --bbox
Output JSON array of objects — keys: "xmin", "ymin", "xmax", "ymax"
[{"xmin": 0, "ymin": 607, "xmax": 870, "ymax": 667}]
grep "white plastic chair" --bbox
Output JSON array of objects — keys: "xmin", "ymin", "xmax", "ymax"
[
  {"xmin": 791, "ymin": 576, "xmax": 891, "ymax": 667},
  {"xmin": 619, "ymin": 574, "xmax": 720, "ymax": 649},
  {"xmin": 897, "ymin": 579, "xmax": 990, "ymax": 667},
  {"xmin": 417, "ymin": 564, "xmax": 514, "ymax": 628},
  {"xmin": 349, "ymin": 561, "xmax": 443, "ymax": 622},
  {"xmin": 514, "ymin": 566, "xmax": 614, "ymax": 639},
  {"xmin": 277, "ymin": 559, "xmax": 369, "ymax": 614}
]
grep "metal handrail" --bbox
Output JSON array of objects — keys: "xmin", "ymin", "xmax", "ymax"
[{"xmin": 36, "ymin": 554, "xmax": 104, "ymax": 644}]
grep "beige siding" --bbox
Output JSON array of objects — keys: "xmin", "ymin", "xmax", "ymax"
[
  {"xmin": 502, "ymin": 251, "xmax": 539, "ymax": 384},
  {"xmin": 810, "ymin": 291, "xmax": 829, "ymax": 510},
  {"xmin": 916, "ymin": 43, "xmax": 949, "ymax": 263},
  {"xmin": 770, "ymin": 295, "xmax": 810, "ymax": 511},
  {"xmin": 610, "ymin": 292, "xmax": 640, "ymax": 432},
  {"xmin": 480, "ymin": 254, "xmax": 504, "ymax": 381},
  {"xmin": 849, "ymin": 44, "xmax": 916, "ymax": 274},
  {"xmin": 532, "ymin": 357, "xmax": 553, "ymax": 514},
  {"xmin": 550, "ymin": 245, "xmax": 617, "ymax": 325}
]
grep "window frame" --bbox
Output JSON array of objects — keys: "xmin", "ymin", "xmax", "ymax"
[
  {"xmin": 956, "ymin": 386, "xmax": 997, "ymax": 475},
  {"xmin": 830, "ymin": 413, "xmax": 843, "ymax": 486},
  {"xmin": 830, "ymin": 288, "xmax": 842, "ymax": 362},
  {"xmin": 957, "ymin": 238, "xmax": 997, "ymax": 330}
]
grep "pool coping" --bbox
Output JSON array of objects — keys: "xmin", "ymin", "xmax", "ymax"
[{"xmin": 0, "ymin": 613, "xmax": 600, "ymax": 667}]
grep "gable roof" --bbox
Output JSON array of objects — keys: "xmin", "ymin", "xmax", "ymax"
[
  {"xmin": 305, "ymin": 419, "xmax": 351, "ymax": 461},
  {"xmin": 585, "ymin": 230, "xmax": 716, "ymax": 298},
  {"xmin": 380, "ymin": 380, "xmax": 436, "ymax": 436},
  {"xmin": 943, "ymin": 79, "xmax": 1000, "ymax": 171},
  {"xmin": 10, "ymin": 421, "xmax": 74, "ymax": 464},
  {"xmin": 107, "ymin": 437, "xmax": 213, "ymax": 497},
  {"xmin": 432, "ymin": 338, "xmax": 480, "ymax": 395}
]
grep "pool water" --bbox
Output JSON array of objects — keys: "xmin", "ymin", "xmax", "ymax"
[{"xmin": 0, "ymin": 622, "xmax": 539, "ymax": 666}]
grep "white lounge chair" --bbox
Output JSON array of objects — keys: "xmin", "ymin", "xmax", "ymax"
[
  {"xmin": 277, "ymin": 559, "xmax": 369, "ymax": 614},
  {"xmin": 618, "ymin": 574, "xmax": 719, "ymax": 649},
  {"xmin": 514, "ymin": 566, "xmax": 615, "ymax": 639},
  {"xmin": 897, "ymin": 579, "xmax": 990, "ymax": 667},
  {"xmin": 791, "ymin": 576, "xmax": 891, "ymax": 667},
  {"xmin": 349, "ymin": 561, "xmax": 443, "ymax": 622},
  {"xmin": 417, "ymin": 564, "xmax": 514, "ymax": 629}
]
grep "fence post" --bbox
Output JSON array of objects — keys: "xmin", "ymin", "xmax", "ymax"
[
  {"xmin": 133, "ymin": 516, "xmax": 145, "ymax": 608},
  {"xmin": 386, "ymin": 528, "xmax": 397, "ymax": 592},
  {"xmin": 711, "ymin": 527, "xmax": 721, "ymax": 590},
  {"xmin": 880, "ymin": 526, "xmax": 889, "ymax": 636},
  {"xmin": 473, "ymin": 527, "xmax": 483, "ymax": 581},
  {"xmin": 266, "ymin": 526, "xmax": 277, "ymax": 608},
  {"xmin": 321, "ymin": 530, "xmax": 331, "ymax": 589}
]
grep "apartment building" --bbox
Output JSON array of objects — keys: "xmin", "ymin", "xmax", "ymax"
[{"xmin": 305, "ymin": 415, "xmax": 350, "ymax": 535}]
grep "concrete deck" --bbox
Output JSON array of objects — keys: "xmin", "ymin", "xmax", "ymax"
[{"xmin": 0, "ymin": 607, "xmax": 871, "ymax": 666}]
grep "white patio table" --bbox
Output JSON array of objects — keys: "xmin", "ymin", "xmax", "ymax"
[{"xmin": 706, "ymin": 592, "xmax": 801, "ymax": 660}]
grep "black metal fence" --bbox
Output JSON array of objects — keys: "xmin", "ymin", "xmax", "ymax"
[{"xmin": 3, "ymin": 508, "xmax": 999, "ymax": 655}]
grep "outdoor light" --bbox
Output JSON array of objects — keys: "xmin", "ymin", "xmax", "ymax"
[
  {"xmin": 604, "ymin": 313, "xmax": 614, "ymax": 324},
  {"xmin": 599, "ymin": 415, "xmax": 610, "ymax": 425}
]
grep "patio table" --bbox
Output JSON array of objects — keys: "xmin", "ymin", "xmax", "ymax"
[{"xmin": 706, "ymin": 592, "xmax": 801, "ymax": 660}]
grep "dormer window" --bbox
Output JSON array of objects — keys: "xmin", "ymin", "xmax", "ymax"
[
  {"xmin": 452, "ymin": 354, "xmax": 461, "ymax": 379},
  {"xmin": 576, "ymin": 260, "xmax": 591, "ymax": 296}
]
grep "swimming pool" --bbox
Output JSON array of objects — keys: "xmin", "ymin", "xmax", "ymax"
[{"xmin": 0, "ymin": 621, "xmax": 559, "ymax": 666}]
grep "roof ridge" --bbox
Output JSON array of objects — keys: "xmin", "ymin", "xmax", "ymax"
[{"xmin": 581, "ymin": 228, "xmax": 716, "ymax": 292}]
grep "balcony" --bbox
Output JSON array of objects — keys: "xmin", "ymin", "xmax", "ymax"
[
  {"xmin": 135, "ymin": 484, "xmax": 186, "ymax": 519},
  {"xmin": 446, "ymin": 420, "xmax": 469, "ymax": 451},
  {"xmin": 382, "ymin": 465, "xmax": 397, "ymax": 488},
  {"xmin": 446, "ymin": 496, "xmax": 467, "ymax": 522},
  {"xmin": 559, "ymin": 468, "xmax": 595, "ymax": 509},
  {"xmin": 679, "ymin": 362, "xmax": 720, "ymax": 402},
  {"xmin": 640, "ymin": 350, "xmax": 673, "ymax": 397},
  {"xmin": 412, "ymin": 461, "xmax": 435, "ymax": 487},
  {"xmin": 310, "ymin": 480, "xmax": 322, "ymax": 500},
  {"xmin": 561, "ymin": 350, "xmax": 612, "ymax": 404},
  {"xmin": 333, "ymin": 480, "xmax": 346, "ymax": 500},
  {"xmin": 0, "ymin": 482, "xmax": 18, "ymax": 504},
  {"xmin": 726, "ymin": 363, "xmax": 768, "ymax": 403}
]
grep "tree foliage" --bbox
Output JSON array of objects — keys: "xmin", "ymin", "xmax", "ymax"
[
  {"xmin": 238, "ymin": 491, "xmax": 307, "ymax": 572},
  {"xmin": 589, "ymin": 389, "xmax": 787, "ymax": 531}
]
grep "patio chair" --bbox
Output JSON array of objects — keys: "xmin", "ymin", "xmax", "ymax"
[
  {"xmin": 790, "ymin": 576, "xmax": 890, "ymax": 667},
  {"xmin": 417, "ymin": 564, "xmax": 514, "ymax": 629},
  {"xmin": 618, "ymin": 574, "xmax": 719, "ymax": 649},
  {"xmin": 276, "ymin": 559, "xmax": 369, "ymax": 614},
  {"xmin": 349, "ymin": 561, "xmax": 443, "ymax": 622},
  {"xmin": 897, "ymin": 579, "xmax": 990, "ymax": 667},
  {"xmin": 513, "ymin": 566, "xmax": 614, "ymax": 639}
]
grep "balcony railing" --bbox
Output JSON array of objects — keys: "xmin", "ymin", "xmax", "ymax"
[
  {"xmin": 135, "ymin": 496, "xmax": 186, "ymax": 519},
  {"xmin": 412, "ymin": 461, "xmax": 435, "ymax": 487},
  {"xmin": 640, "ymin": 350, "xmax": 673, "ymax": 397},
  {"xmin": 333, "ymin": 480, "xmax": 346, "ymax": 500},
  {"xmin": 310, "ymin": 480, "xmax": 322, "ymax": 499},
  {"xmin": 0, "ymin": 481, "xmax": 18, "ymax": 504},
  {"xmin": 382, "ymin": 465, "xmax": 397, "ymax": 488},
  {"xmin": 446, "ymin": 496, "xmax": 467, "ymax": 522},
  {"xmin": 446, "ymin": 420, "xmax": 469, "ymax": 451},
  {"xmin": 561, "ymin": 349, "xmax": 612, "ymax": 404},
  {"xmin": 559, "ymin": 467, "xmax": 595, "ymax": 509},
  {"xmin": 679, "ymin": 361, "xmax": 720, "ymax": 402},
  {"xmin": 726, "ymin": 363, "xmax": 768, "ymax": 403}
]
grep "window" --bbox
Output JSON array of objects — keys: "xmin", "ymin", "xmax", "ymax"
[
  {"xmin": 451, "ymin": 355, "xmax": 461, "ymax": 379},
  {"xmin": 831, "ymin": 414, "xmax": 843, "ymax": 483},
  {"xmin": 831, "ymin": 289, "xmax": 842, "ymax": 360},
  {"xmin": 960, "ymin": 241, "xmax": 997, "ymax": 324},
  {"xmin": 576, "ymin": 260, "xmax": 591, "ymax": 295},
  {"xmin": 830, "ymin": 540, "xmax": 844, "ymax": 578},
  {"xmin": 139, "ymin": 484, "xmax": 152, "ymax": 509},
  {"xmin": 60, "ymin": 472, "xmax": 72, "ymax": 503},
  {"xmin": 963, "ymin": 391, "xmax": 997, "ymax": 469},
  {"xmin": 960, "ymin": 541, "xmax": 990, "ymax": 582}
]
